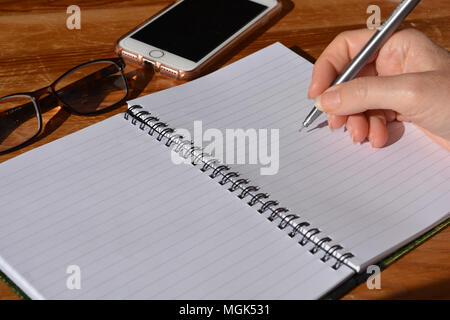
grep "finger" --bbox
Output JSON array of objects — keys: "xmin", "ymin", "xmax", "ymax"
[
  {"xmin": 327, "ymin": 113, "xmax": 347, "ymax": 130},
  {"xmin": 314, "ymin": 73, "xmax": 422, "ymax": 116},
  {"xmin": 366, "ymin": 110, "xmax": 388, "ymax": 148},
  {"xmin": 346, "ymin": 113, "xmax": 369, "ymax": 143},
  {"xmin": 384, "ymin": 109, "xmax": 396, "ymax": 122},
  {"xmin": 308, "ymin": 29, "xmax": 378, "ymax": 98},
  {"xmin": 356, "ymin": 63, "xmax": 378, "ymax": 78}
]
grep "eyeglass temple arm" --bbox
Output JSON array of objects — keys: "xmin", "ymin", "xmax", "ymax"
[{"xmin": 0, "ymin": 101, "xmax": 41, "ymax": 145}]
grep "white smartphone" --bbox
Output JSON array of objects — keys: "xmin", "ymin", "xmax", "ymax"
[{"xmin": 116, "ymin": 0, "xmax": 282, "ymax": 80}]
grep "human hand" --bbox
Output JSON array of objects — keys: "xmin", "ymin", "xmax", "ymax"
[{"xmin": 308, "ymin": 28, "xmax": 450, "ymax": 150}]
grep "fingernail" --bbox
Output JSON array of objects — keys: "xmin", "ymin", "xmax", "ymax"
[
  {"xmin": 346, "ymin": 122, "xmax": 352, "ymax": 134},
  {"xmin": 375, "ymin": 115, "xmax": 387, "ymax": 125},
  {"xmin": 369, "ymin": 135, "xmax": 377, "ymax": 148},
  {"xmin": 315, "ymin": 89, "xmax": 340, "ymax": 112},
  {"xmin": 314, "ymin": 96, "xmax": 323, "ymax": 111},
  {"xmin": 328, "ymin": 114, "xmax": 335, "ymax": 132},
  {"xmin": 348, "ymin": 123, "xmax": 356, "ymax": 144},
  {"xmin": 349, "ymin": 130, "xmax": 355, "ymax": 144}
]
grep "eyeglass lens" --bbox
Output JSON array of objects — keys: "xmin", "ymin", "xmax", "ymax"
[
  {"xmin": 0, "ymin": 96, "xmax": 40, "ymax": 153},
  {"xmin": 53, "ymin": 61, "xmax": 127, "ymax": 114}
]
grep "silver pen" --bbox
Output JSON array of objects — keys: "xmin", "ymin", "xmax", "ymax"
[{"xmin": 300, "ymin": 0, "xmax": 421, "ymax": 131}]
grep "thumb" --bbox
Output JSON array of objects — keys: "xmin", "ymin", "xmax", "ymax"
[{"xmin": 315, "ymin": 73, "xmax": 422, "ymax": 116}]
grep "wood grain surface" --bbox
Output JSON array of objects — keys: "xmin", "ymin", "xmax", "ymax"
[{"xmin": 0, "ymin": 0, "xmax": 449, "ymax": 300}]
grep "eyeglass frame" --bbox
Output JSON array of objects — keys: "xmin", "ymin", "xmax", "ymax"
[{"xmin": 0, "ymin": 57, "xmax": 129, "ymax": 155}]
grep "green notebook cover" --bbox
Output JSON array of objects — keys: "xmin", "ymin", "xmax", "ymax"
[
  {"xmin": 325, "ymin": 218, "xmax": 450, "ymax": 299},
  {"xmin": 0, "ymin": 270, "xmax": 28, "ymax": 300}
]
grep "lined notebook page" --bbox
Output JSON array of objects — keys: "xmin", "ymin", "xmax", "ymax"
[
  {"xmin": 130, "ymin": 42, "xmax": 450, "ymax": 271},
  {"xmin": 0, "ymin": 114, "xmax": 353, "ymax": 299}
]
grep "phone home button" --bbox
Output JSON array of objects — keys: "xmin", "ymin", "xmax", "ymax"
[{"xmin": 149, "ymin": 50, "xmax": 165, "ymax": 58}]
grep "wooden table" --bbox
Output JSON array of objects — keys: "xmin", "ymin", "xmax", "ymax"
[{"xmin": 0, "ymin": 0, "xmax": 449, "ymax": 300}]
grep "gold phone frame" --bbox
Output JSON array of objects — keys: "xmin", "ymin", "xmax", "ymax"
[{"xmin": 115, "ymin": 0, "xmax": 282, "ymax": 81}]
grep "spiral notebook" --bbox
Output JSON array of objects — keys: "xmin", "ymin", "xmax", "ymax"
[{"xmin": 0, "ymin": 43, "xmax": 449, "ymax": 300}]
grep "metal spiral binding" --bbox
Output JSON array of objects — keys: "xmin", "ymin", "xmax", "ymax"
[{"xmin": 124, "ymin": 105, "xmax": 356, "ymax": 271}]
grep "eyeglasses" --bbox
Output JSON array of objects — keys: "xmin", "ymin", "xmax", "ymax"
[{"xmin": 0, "ymin": 57, "xmax": 129, "ymax": 154}]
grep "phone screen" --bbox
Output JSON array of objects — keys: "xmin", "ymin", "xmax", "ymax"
[{"xmin": 130, "ymin": 0, "xmax": 268, "ymax": 63}]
